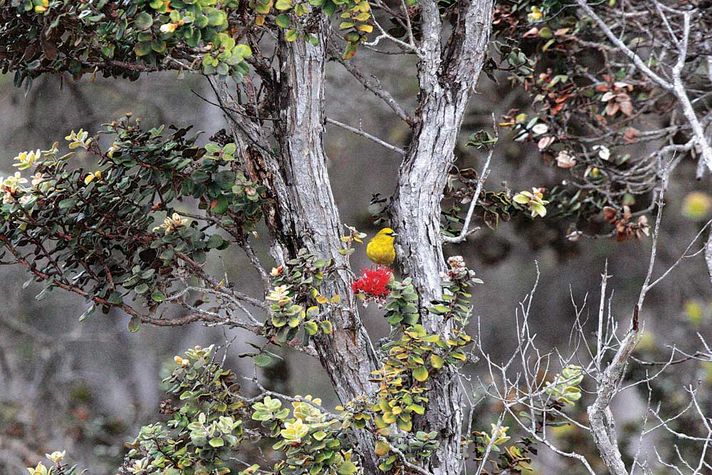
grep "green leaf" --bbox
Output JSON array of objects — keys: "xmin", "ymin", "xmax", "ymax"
[
  {"xmin": 209, "ymin": 437, "xmax": 225, "ymax": 447},
  {"xmin": 430, "ymin": 303, "xmax": 450, "ymax": 315},
  {"xmin": 107, "ymin": 291, "xmax": 124, "ymax": 305},
  {"xmin": 134, "ymin": 41, "xmax": 153, "ymax": 57},
  {"xmin": 134, "ymin": 283, "xmax": 150, "ymax": 295},
  {"xmin": 58, "ymin": 198, "xmax": 77, "ymax": 210},
  {"xmin": 151, "ymin": 40, "xmax": 167, "ymax": 53},
  {"xmin": 206, "ymin": 234, "xmax": 226, "ymax": 249},
  {"xmin": 396, "ymin": 417, "xmax": 412, "ymax": 432},
  {"xmin": 337, "ymin": 461, "xmax": 358, "ymax": 475},
  {"xmin": 151, "ymin": 291, "xmax": 166, "ymax": 303},
  {"xmin": 216, "ymin": 62, "xmax": 230, "ymax": 76},
  {"xmin": 275, "ymin": 13, "xmax": 290, "ymax": 28},
  {"xmin": 320, "ymin": 320, "xmax": 333, "ymax": 334},
  {"xmin": 254, "ymin": 354, "xmax": 273, "ymax": 367},
  {"xmin": 285, "ymin": 29, "xmax": 298, "ymax": 42},
  {"xmin": 430, "ymin": 354, "xmax": 445, "ymax": 369},
  {"xmin": 304, "ymin": 320, "xmax": 318, "ymax": 335},
  {"xmin": 134, "ymin": 12, "xmax": 154, "ymax": 30},
  {"xmin": 128, "ymin": 316, "xmax": 141, "ymax": 333},
  {"xmin": 212, "ymin": 195, "xmax": 229, "ymax": 215},
  {"xmin": 412, "ymin": 366, "xmax": 429, "ymax": 382},
  {"xmin": 206, "ymin": 9, "xmax": 227, "ymax": 26}
]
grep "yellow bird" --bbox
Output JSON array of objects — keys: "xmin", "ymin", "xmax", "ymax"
[{"xmin": 366, "ymin": 227, "xmax": 397, "ymax": 266}]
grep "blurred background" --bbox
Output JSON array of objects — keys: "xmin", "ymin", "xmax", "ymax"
[{"xmin": 1, "ymin": 50, "xmax": 711, "ymax": 473}]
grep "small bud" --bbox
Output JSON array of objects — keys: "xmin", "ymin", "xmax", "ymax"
[{"xmin": 45, "ymin": 451, "xmax": 65, "ymax": 465}]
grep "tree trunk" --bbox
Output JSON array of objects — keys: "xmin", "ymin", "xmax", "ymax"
[
  {"xmin": 392, "ymin": 1, "xmax": 493, "ymax": 472},
  {"xmin": 226, "ymin": 17, "xmax": 381, "ymax": 471},
  {"xmin": 274, "ymin": 14, "xmax": 378, "ymax": 416}
]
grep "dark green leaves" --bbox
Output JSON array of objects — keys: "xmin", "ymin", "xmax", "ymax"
[
  {"xmin": 134, "ymin": 12, "xmax": 153, "ymax": 30},
  {"xmin": 0, "ymin": 117, "xmax": 266, "ymax": 322}
]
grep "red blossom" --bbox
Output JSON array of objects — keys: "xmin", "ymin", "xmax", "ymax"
[{"xmin": 352, "ymin": 266, "xmax": 393, "ymax": 298}]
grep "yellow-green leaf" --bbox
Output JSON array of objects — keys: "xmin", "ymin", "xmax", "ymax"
[
  {"xmin": 412, "ymin": 366, "xmax": 429, "ymax": 382},
  {"xmin": 430, "ymin": 354, "xmax": 445, "ymax": 369}
]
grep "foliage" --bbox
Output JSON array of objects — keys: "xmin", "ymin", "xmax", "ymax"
[
  {"xmin": 117, "ymin": 346, "xmax": 364, "ymax": 474},
  {"xmin": 351, "ymin": 257, "xmax": 479, "ymax": 471},
  {"xmin": 0, "ymin": 0, "xmax": 376, "ymax": 87},
  {"xmin": 0, "ymin": 117, "xmax": 264, "ymax": 327},
  {"xmin": 264, "ymin": 249, "xmax": 338, "ymax": 342},
  {"xmin": 482, "ymin": 0, "xmax": 692, "ymax": 240},
  {"xmin": 544, "ymin": 365, "xmax": 584, "ymax": 406},
  {"xmin": 468, "ymin": 364, "xmax": 586, "ymax": 474},
  {"xmin": 471, "ymin": 427, "xmax": 536, "ymax": 474},
  {"xmin": 429, "ymin": 256, "xmax": 483, "ymax": 326},
  {"xmin": 117, "ymin": 345, "xmax": 247, "ymax": 474},
  {"xmin": 512, "ymin": 188, "xmax": 549, "ymax": 218},
  {"xmin": 1, "ymin": 0, "xmax": 248, "ymax": 84},
  {"xmin": 26, "ymin": 451, "xmax": 80, "ymax": 475},
  {"xmin": 8, "ymin": 0, "xmax": 712, "ymax": 472},
  {"xmin": 382, "ymin": 277, "xmax": 420, "ymax": 327},
  {"xmin": 251, "ymin": 395, "xmax": 360, "ymax": 474}
]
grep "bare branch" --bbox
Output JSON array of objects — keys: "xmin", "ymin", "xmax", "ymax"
[
  {"xmin": 331, "ymin": 50, "xmax": 415, "ymax": 126},
  {"xmin": 443, "ymin": 147, "xmax": 494, "ymax": 244},
  {"xmin": 576, "ymin": 2, "xmax": 712, "ymax": 171},
  {"xmin": 574, "ymin": 0, "xmax": 672, "ymax": 90},
  {"xmin": 326, "ymin": 117, "xmax": 405, "ymax": 155},
  {"xmin": 706, "ymin": 230, "xmax": 712, "ymax": 288}
]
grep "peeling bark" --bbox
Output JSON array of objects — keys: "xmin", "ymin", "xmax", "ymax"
[
  {"xmin": 392, "ymin": 1, "xmax": 493, "ymax": 472},
  {"xmin": 273, "ymin": 17, "xmax": 378, "ymax": 413},
  {"xmin": 220, "ymin": 17, "xmax": 381, "ymax": 471},
  {"xmin": 242, "ymin": 18, "xmax": 382, "ymax": 470}
]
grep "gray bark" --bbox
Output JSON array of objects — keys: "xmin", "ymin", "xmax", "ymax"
[
  {"xmin": 222, "ymin": 16, "xmax": 380, "ymax": 471},
  {"xmin": 391, "ymin": 1, "xmax": 493, "ymax": 473},
  {"xmin": 706, "ymin": 230, "xmax": 712, "ymax": 287},
  {"xmin": 587, "ymin": 331, "xmax": 638, "ymax": 475},
  {"xmin": 273, "ymin": 17, "xmax": 379, "ymax": 413}
]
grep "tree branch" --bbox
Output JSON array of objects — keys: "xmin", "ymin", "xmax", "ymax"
[
  {"xmin": 326, "ymin": 117, "xmax": 405, "ymax": 155},
  {"xmin": 332, "ymin": 50, "xmax": 416, "ymax": 126},
  {"xmin": 576, "ymin": 2, "xmax": 712, "ymax": 171},
  {"xmin": 587, "ymin": 176, "xmax": 667, "ymax": 475},
  {"xmin": 443, "ymin": 146, "xmax": 493, "ymax": 244}
]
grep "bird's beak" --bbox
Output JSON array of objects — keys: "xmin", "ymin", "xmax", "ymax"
[{"xmin": 390, "ymin": 232, "xmax": 398, "ymax": 237}]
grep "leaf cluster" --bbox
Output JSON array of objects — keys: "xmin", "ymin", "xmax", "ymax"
[
  {"xmin": 264, "ymin": 250, "xmax": 338, "ymax": 343},
  {"xmin": 0, "ymin": 117, "xmax": 264, "ymax": 324}
]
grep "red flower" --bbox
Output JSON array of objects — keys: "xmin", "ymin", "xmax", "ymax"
[{"xmin": 352, "ymin": 266, "xmax": 393, "ymax": 298}]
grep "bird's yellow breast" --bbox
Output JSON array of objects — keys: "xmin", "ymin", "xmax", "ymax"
[{"xmin": 366, "ymin": 233, "xmax": 396, "ymax": 266}]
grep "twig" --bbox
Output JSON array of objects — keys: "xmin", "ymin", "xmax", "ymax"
[
  {"xmin": 595, "ymin": 260, "xmax": 610, "ymax": 373},
  {"xmin": 331, "ymin": 50, "xmax": 415, "ymax": 126},
  {"xmin": 576, "ymin": 2, "xmax": 712, "ymax": 171},
  {"xmin": 587, "ymin": 176, "xmax": 667, "ymax": 475},
  {"xmin": 575, "ymin": 0, "xmax": 671, "ymax": 90},
  {"xmin": 444, "ymin": 147, "xmax": 494, "ymax": 243},
  {"xmin": 377, "ymin": 437, "xmax": 435, "ymax": 475},
  {"xmin": 325, "ymin": 117, "xmax": 405, "ymax": 155}
]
